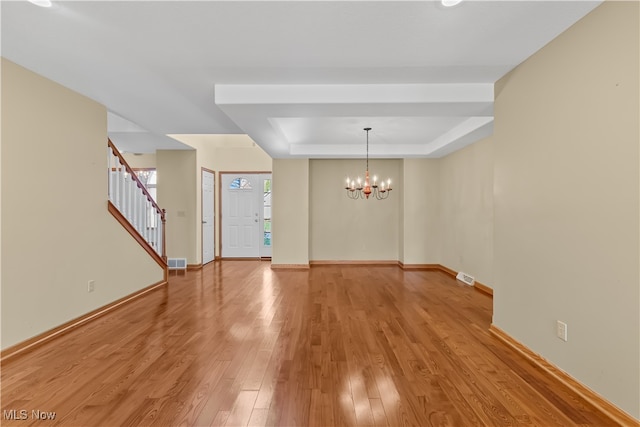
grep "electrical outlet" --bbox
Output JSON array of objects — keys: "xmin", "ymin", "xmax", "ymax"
[
  {"xmin": 556, "ymin": 320, "xmax": 568, "ymax": 342},
  {"xmin": 88, "ymin": 280, "xmax": 95, "ymax": 293}
]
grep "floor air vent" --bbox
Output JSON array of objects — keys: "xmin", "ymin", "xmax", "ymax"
[
  {"xmin": 456, "ymin": 271, "xmax": 475, "ymax": 286},
  {"xmin": 168, "ymin": 258, "xmax": 187, "ymax": 270}
]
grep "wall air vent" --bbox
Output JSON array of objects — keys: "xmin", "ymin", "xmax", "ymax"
[
  {"xmin": 167, "ymin": 258, "xmax": 187, "ymax": 270},
  {"xmin": 456, "ymin": 271, "xmax": 475, "ymax": 286}
]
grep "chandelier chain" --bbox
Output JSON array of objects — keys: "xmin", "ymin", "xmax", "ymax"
[{"xmin": 366, "ymin": 127, "xmax": 369, "ymax": 172}]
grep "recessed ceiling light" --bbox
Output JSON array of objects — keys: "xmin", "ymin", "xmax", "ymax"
[
  {"xmin": 28, "ymin": 0, "xmax": 52, "ymax": 7},
  {"xmin": 441, "ymin": 0, "xmax": 463, "ymax": 7}
]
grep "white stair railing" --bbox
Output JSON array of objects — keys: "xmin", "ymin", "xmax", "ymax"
[{"xmin": 107, "ymin": 140, "xmax": 166, "ymax": 262}]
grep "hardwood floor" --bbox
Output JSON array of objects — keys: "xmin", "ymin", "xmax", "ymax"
[{"xmin": 1, "ymin": 261, "xmax": 615, "ymax": 426}]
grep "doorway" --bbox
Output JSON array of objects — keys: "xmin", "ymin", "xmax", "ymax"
[{"xmin": 220, "ymin": 173, "xmax": 272, "ymax": 258}]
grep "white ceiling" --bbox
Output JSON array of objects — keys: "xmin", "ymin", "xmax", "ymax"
[{"xmin": 2, "ymin": 0, "xmax": 602, "ymax": 157}]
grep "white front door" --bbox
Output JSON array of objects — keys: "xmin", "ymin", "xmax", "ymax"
[
  {"xmin": 202, "ymin": 169, "xmax": 215, "ymax": 264},
  {"xmin": 222, "ymin": 174, "xmax": 260, "ymax": 258},
  {"xmin": 221, "ymin": 173, "xmax": 272, "ymax": 258}
]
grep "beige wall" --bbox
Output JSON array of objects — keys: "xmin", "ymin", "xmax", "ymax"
[
  {"xmin": 438, "ymin": 139, "xmax": 493, "ymax": 284},
  {"xmin": 122, "ymin": 152, "xmax": 156, "ymax": 169},
  {"xmin": 491, "ymin": 2, "xmax": 639, "ymax": 418},
  {"xmin": 309, "ymin": 159, "xmax": 401, "ymax": 261},
  {"xmin": 272, "ymin": 159, "xmax": 309, "ymax": 265},
  {"xmin": 401, "ymin": 159, "xmax": 440, "ymax": 265},
  {"xmin": 170, "ymin": 134, "xmax": 272, "ymax": 262},
  {"xmin": 156, "ymin": 150, "xmax": 198, "ymax": 263},
  {"xmin": 1, "ymin": 59, "xmax": 163, "ymax": 349},
  {"xmin": 0, "ymin": 62, "xmax": 2, "ymax": 342}
]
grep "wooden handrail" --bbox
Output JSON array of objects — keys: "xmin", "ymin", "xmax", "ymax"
[{"xmin": 107, "ymin": 139, "xmax": 164, "ymax": 220}]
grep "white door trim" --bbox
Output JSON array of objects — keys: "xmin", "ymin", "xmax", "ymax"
[{"xmin": 201, "ymin": 168, "xmax": 215, "ymax": 265}]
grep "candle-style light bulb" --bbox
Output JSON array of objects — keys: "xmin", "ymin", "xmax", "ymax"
[
  {"xmin": 373, "ymin": 175, "xmax": 378, "ymax": 185},
  {"xmin": 387, "ymin": 178, "xmax": 391, "ymax": 189}
]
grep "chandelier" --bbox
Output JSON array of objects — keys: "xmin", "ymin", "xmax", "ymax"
[{"xmin": 345, "ymin": 127, "xmax": 392, "ymax": 200}]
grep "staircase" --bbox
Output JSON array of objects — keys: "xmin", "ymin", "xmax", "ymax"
[{"xmin": 107, "ymin": 139, "xmax": 167, "ymax": 274}]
